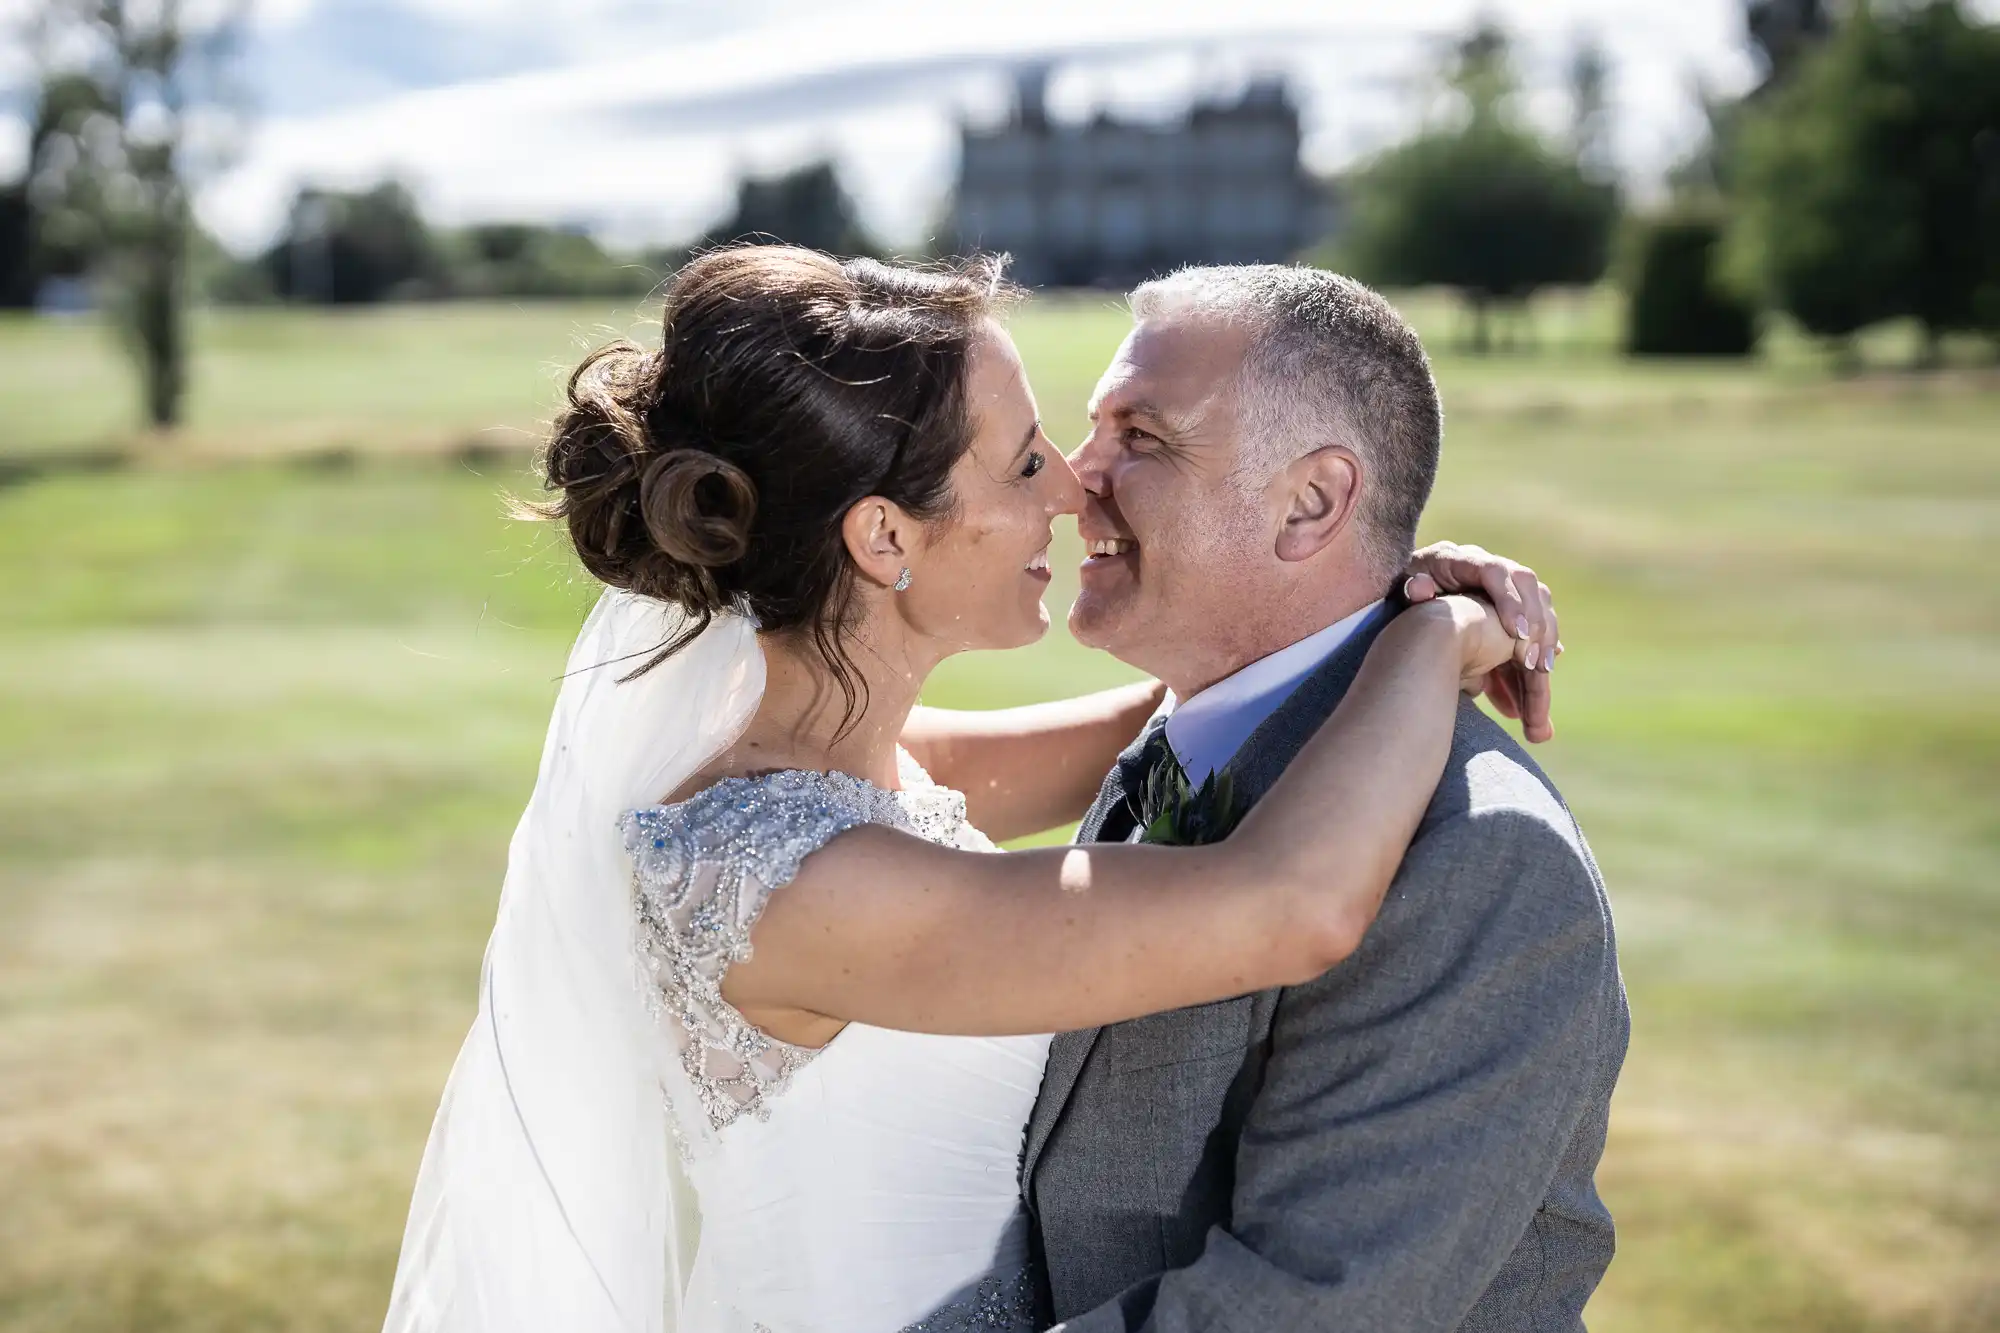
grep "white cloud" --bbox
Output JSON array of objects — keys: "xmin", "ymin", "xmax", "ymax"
[{"xmin": 196, "ymin": 0, "xmax": 1759, "ymax": 251}]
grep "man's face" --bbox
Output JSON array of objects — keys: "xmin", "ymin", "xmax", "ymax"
[{"xmin": 1066, "ymin": 316, "xmax": 1277, "ymax": 693}]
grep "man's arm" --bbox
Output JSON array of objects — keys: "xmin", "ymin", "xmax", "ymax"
[
  {"xmin": 901, "ymin": 681, "xmax": 1165, "ymax": 843},
  {"xmin": 1056, "ymin": 801, "xmax": 1621, "ymax": 1332}
]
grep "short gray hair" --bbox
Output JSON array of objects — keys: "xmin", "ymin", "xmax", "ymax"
[{"xmin": 1129, "ymin": 265, "xmax": 1442, "ymax": 579}]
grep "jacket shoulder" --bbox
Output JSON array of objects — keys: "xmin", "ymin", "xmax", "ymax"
[
  {"xmin": 1383, "ymin": 701, "xmax": 1615, "ymax": 953},
  {"xmin": 1426, "ymin": 699, "xmax": 1584, "ymax": 843}
]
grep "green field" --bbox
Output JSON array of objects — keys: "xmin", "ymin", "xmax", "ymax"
[{"xmin": 1, "ymin": 297, "xmax": 1996, "ymax": 1333}]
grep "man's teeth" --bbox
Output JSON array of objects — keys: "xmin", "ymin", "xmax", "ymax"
[
  {"xmin": 1086, "ymin": 539, "xmax": 1137, "ymax": 558},
  {"xmin": 1025, "ymin": 548, "xmax": 1050, "ymax": 573}
]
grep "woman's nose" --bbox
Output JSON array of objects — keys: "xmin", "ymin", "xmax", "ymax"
[{"xmin": 1046, "ymin": 449, "xmax": 1085, "ymax": 516}]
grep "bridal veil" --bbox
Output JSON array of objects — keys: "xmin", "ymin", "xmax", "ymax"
[{"xmin": 384, "ymin": 590, "xmax": 764, "ymax": 1333}]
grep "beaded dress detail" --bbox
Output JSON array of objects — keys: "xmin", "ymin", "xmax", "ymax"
[{"xmin": 619, "ymin": 752, "xmax": 1047, "ymax": 1333}]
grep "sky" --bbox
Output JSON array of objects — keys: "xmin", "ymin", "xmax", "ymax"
[{"xmin": 0, "ymin": 0, "xmax": 1967, "ymax": 254}]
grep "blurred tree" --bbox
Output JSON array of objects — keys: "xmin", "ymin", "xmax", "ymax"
[
  {"xmin": 1623, "ymin": 209, "xmax": 1758, "ymax": 356},
  {"xmin": 446, "ymin": 222, "xmax": 658, "ymax": 299},
  {"xmin": 1567, "ymin": 31, "xmax": 1616, "ymax": 182},
  {"xmin": 189, "ymin": 221, "xmax": 269, "ymax": 304},
  {"xmin": 1725, "ymin": 0, "xmax": 2000, "ymax": 363},
  {"xmin": 0, "ymin": 187, "xmax": 31, "ymax": 308},
  {"xmin": 1672, "ymin": 0, "xmax": 1837, "ymax": 198},
  {"xmin": 699, "ymin": 159, "xmax": 880, "ymax": 257},
  {"xmin": 1747, "ymin": 0, "xmax": 1836, "ymax": 90},
  {"xmin": 1979, "ymin": 126, "xmax": 2000, "ymax": 335},
  {"xmin": 262, "ymin": 182, "xmax": 445, "ymax": 304},
  {"xmin": 1339, "ymin": 22, "xmax": 1621, "ymax": 352},
  {"xmin": 231, "ymin": 189, "xmax": 673, "ymax": 305},
  {"xmin": 22, "ymin": 71, "xmax": 118, "ymax": 289},
  {"xmin": 17, "ymin": 0, "xmax": 249, "ymax": 429},
  {"xmin": 1450, "ymin": 20, "xmax": 1514, "ymax": 122},
  {"xmin": 0, "ymin": 68, "xmax": 105, "ymax": 307}
]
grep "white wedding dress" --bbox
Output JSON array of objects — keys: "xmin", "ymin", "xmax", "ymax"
[
  {"xmin": 383, "ymin": 592, "xmax": 1049, "ymax": 1333},
  {"xmin": 622, "ymin": 759, "xmax": 1049, "ymax": 1332}
]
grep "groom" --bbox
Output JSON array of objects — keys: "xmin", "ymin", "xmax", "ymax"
[{"xmin": 1024, "ymin": 267, "xmax": 1629, "ymax": 1331}]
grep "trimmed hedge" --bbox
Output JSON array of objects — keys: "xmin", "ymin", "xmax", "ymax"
[{"xmin": 1624, "ymin": 214, "xmax": 1758, "ymax": 357}]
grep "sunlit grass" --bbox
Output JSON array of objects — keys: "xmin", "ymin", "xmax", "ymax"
[
  {"xmin": 0, "ymin": 296, "xmax": 1995, "ymax": 1332},
  {"xmin": 3, "ymin": 286, "xmax": 1990, "ymax": 462}
]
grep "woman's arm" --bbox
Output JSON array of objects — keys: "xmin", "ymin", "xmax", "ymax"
[
  {"xmin": 730, "ymin": 596, "xmax": 1512, "ymax": 1044},
  {"xmin": 1403, "ymin": 540, "xmax": 1563, "ymax": 743},
  {"xmin": 900, "ymin": 680, "xmax": 1167, "ymax": 842},
  {"xmin": 903, "ymin": 545, "xmax": 1561, "ymax": 843}
]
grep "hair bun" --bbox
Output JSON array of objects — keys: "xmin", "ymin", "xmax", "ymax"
[
  {"xmin": 638, "ymin": 449, "xmax": 757, "ymax": 569},
  {"xmin": 536, "ymin": 342, "xmax": 754, "ymax": 614}
]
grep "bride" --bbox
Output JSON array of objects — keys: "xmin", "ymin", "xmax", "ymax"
[{"xmin": 383, "ymin": 246, "xmax": 1551, "ymax": 1333}]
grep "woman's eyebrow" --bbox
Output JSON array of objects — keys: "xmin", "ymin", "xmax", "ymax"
[{"xmin": 1014, "ymin": 420, "xmax": 1041, "ymax": 456}]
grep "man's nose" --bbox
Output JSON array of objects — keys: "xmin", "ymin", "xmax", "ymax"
[{"xmin": 1067, "ymin": 433, "xmax": 1109, "ymax": 495}]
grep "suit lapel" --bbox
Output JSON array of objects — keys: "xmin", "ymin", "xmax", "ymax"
[
  {"xmin": 1023, "ymin": 717, "xmax": 1164, "ymax": 1185},
  {"xmin": 1074, "ymin": 714, "xmax": 1164, "ymax": 846},
  {"xmin": 1025, "ymin": 608, "xmax": 1395, "ymax": 1196},
  {"xmin": 1023, "ymin": 1025, "xmax": 1099, "ymax": 1187}
]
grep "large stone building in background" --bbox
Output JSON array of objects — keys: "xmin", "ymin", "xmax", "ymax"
[{"xmin": 950, "ymin": 66, "xmax": 1337, "ymax": 288}]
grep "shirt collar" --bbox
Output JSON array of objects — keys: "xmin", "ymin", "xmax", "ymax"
[{"xmin": 1163, "ymin": 600, "xmax": 1384, "ymax": 782}]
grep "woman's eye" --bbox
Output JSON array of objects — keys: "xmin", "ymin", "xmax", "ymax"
[{"xmin": 1021, "ymin": 450, "xmax": 1045, "ymax": 479}]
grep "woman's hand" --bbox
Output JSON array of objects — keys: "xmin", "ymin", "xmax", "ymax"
[
  {"xmin": 1421, "ymin": 594, "xmax": 1519, "ymax": 693},
  {"xmin": 1401, "ymin": 541, "xmax": 1562, "ymax": 744}
]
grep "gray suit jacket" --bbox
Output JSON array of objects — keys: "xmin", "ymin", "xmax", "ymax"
[{"xmin": 1023, "ymin": 613, "xmax": 1629, "ymax": 1332}]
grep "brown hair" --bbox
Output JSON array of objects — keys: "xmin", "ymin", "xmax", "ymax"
[{"xmin": 537, "ymin": 244, "xmax": 1017, "ymax": 713}]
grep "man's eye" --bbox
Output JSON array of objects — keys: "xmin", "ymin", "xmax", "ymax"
[
  {"xmin": 1124, "ymin": 427, "xmax": 1157, "ymax": 448},
  {"xmin": 1021, "ymin": 450, "xmax": 1046, "ymax": 478}
]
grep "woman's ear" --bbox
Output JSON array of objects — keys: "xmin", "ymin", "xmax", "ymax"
[
  {"xmin": 841, "ymin": 497, "xmax": 916, "ymax": 589},
  {"xmin": 1274, "ymin": 445, "xmax": 1362, "ymax": 563}
]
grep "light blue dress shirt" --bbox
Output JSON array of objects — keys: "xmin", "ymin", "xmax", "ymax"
[{"xmin": 1162, "ymin": 601, "xmax": 1385, "ymax": 783}]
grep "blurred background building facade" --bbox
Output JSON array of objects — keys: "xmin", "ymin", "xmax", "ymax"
[{"xmin": 952, "ymin": 66, "xmax": 1336, "ymax": 287}]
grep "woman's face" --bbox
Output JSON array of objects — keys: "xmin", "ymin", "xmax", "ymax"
[{"xmin": 903, "ymin": 321, "xmax": 1083, "ymax": 654}]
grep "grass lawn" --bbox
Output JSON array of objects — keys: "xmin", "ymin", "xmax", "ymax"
[{"xmin": 0, "ymin": 296, "xmax": 1996, "ymax": 1333}]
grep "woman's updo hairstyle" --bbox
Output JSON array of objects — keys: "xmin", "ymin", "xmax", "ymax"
[{"xmin": 538, "ymin": 244, "xmax": 1018, "ymax": 702}]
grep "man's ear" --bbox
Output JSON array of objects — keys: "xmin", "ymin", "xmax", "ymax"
[
  {"xmin": 1274, "ymin": 445, "xmax": 1362, "ymax": 563},
  {"xmin": 841, "ymin": 496, "xmax": 916, "ymax": 589}
]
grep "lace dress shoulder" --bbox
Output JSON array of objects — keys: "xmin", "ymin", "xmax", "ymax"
[{"xmin": 619, "ymin": 760, "xmax": 981, "ymax": 1136}]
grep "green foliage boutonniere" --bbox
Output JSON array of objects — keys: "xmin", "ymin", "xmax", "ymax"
[{"xmin": 1137, "ymin": 753, "xmax": 1249, "ymax": 847}]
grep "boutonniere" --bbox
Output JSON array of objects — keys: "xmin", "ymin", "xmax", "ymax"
[{"xmin": 1137, "ymin": 755, "xmax": 1248, "ymax": 847}]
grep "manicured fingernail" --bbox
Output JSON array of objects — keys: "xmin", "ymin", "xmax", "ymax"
[
  {"xmin": 1403, "ymin": 576, "xmax": 1419, "ymax": 600},
  {"xmin": 1542, "ymin": 650, "xmax": 1554, "ymax": 673},
  {"xmin": 1525, "ymin": 643, "xmax": 1540, "ymax": 670},
  {"xmin": 1514, "ymin": 617, "xmax": 1531, "ymax": 640}
]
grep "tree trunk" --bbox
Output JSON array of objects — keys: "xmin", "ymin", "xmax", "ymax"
[
  {"xmin": 1466, "ymin": 294, "xmax": 1492, "ymax": 355},
  {"xmin": 1830, "ymin": 334, "xmax": 1862, "ymax": 377},
  {"xmin": 1916, "ymin": 323, "xmax": 1944, "ymax": 371},
  {"xmin": 1515, "ymin": 299, "xmax": 1540, "ymax": 353},
  {"xmin": 129, "ymin": 182, "xmax": 188, "ymax": 431},
  {"xmin": 136, "ymin": 241, "xmax": 184, "ymax": 430}
]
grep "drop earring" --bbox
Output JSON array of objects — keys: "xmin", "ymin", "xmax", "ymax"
[{"xmin": 892, "ymin": 568, "xmax": 913, "ymax": 592}]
